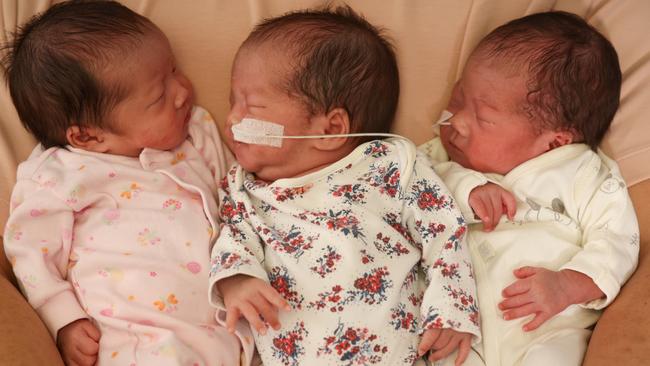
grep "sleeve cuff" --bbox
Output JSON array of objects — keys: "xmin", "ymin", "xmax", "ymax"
[
  {"xmin": 37, "ymin": 290, "xmax": 88, "ymax": 340},
  {"xmin": 444, "ymin": 166, "xmax": 488, "ymax": 222},
  {"xmin": 560, "ymin": 263, "xmax": 620, "ymax": 310},
  {"xmin": 208, "ymin": 267, "xmax": 270, "ymax": 310}
]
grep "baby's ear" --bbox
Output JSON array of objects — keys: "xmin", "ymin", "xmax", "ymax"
[
  {"xmin": 548, "ymin": 130, "xmax": 574, "ymax": 150},
  {"xmin": 66, "ymin": 125, "xmax": 109, "ymax": 152},
  {"xmin": 311, "ymin": 107, "xmax": 351, "ymax": 151}
]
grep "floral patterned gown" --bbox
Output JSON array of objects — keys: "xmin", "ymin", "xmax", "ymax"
[{"xmin": 210, "ymin": 138, "xmax": 480, "ymax": 366}]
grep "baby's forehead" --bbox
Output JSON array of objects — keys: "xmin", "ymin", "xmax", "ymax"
[
  {"xmin": 98, "ymin": 31, "xmax": 172, "ymax": 99},
  {"xmin": 235, "ymin": 43, "xmax": 297, "ymax": 81},
  {"xmin": 470, "ymin": 48, "xmax": 531, "ymax": 74},
  {"xmin": 238, "ymin": 39, "xmax": 297, "ymax": 67},
  {"xmin": 90, "ymin": 28, "xmax": 165, "ymax": 75}
]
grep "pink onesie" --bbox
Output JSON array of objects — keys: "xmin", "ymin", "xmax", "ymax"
[{"xmin": 3, "ymin": 107, "xmax": 253, "ymax": 366}]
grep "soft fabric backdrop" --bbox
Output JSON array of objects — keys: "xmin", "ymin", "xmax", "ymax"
[{"xmin": 1, "ymin": 1, "xmax": 648, "ymax": 365}]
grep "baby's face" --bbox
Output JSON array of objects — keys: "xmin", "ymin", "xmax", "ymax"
[
  {"xmin": 226, "ymin": 45, "xmax": 326, "ymax": 182},
  {"xmin": 440, "ymin": 55, "xmax": 558, "ymax": 175},
  {"xmin": 100, "ymin": 29, "xmax": 194, "ymax": 157}
]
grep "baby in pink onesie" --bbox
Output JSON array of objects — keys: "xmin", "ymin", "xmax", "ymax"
[{"xmin": 2, "ymin": 1, "xmax": 252, "ymax": 365}]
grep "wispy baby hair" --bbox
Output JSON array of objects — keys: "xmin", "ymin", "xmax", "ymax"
[
  {"xmin": 243, "ymin": 5, "xmax": 400, "ymax": 139},
  {"xmin": 475, "ymin": 11, "xmax": 621, "ymax": 149},
  {"xmin": 2, "ymin": 0, "xmax": 158, "ymax": 147}
]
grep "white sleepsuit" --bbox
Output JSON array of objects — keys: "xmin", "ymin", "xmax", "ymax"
[
  {"xmin": 419, "ymin": 138, "xmax": 639, "ymax": 366},
  {"xmin": 4, "ymin": 107, "xmax": 254, "ymax": 366},
  {"xmin": 210, "ymin": 138, "xmax": 481, "ymax": 366}
]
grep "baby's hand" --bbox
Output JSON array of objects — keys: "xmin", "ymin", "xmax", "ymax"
[
  {"xmin": 499, "ymin": 267, "xmax": 604, "ymax": 331},
  {"xmin": 217, "ymin": 274, "xmax": 290, "ymax": 335},
  {"xmin": 418, "ymin": 328, "xmax": 473, "ymax": 366},
  {"xmin": 57, "ymin": 319, "xmax": 100, "ymax": 366},
  {"xmin": 468, "ymin": 183, "xmax": 516, "ymax": 231}
]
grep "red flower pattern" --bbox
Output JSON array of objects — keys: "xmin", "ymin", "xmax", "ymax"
[{"xmin": 215, "ymin": 140, "xmax": 478, "ymax": 365}]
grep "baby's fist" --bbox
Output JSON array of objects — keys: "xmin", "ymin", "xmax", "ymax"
[
  {"xmin": 57, "ymin": 319, "xmax": 100, "ymax": 366},
  {"xmin": 418, "ymin": 328, "xmax": 472, "ymax": 366}
]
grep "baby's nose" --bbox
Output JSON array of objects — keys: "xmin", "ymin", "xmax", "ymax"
[
  {"xmin": 226, "ymin": 104, "xmax": 246, "ymax": 127},
  {"xmin": 225, "ymin": 111, "xmax": 241, "ymax": 128},
  {"xmin": 174, "ymin": 84, "xmax": 190, "ymax": 109},
  {"xmin": 449, "ymin": 114, "xmax": 469, "ymax": 137}
]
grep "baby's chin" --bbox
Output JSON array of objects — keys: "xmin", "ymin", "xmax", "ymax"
[
  {"xmin": 165, "ymin": 133, "xmax": 190, "ymax": 151},
  {"xmin": 243, "ymin": 163, "xmax": 304, "ymax": 183},
  {"xmin": 235, "ymin": 156, "xmax": 271, "ymax": 181},
  {"xmin": 443, "ymin": 146, "xmax": 467, "ymax": 168},
  {"xmin": 248, "ymin": 168, "xmax": 281, "ymax": 183},
  {"xmin": 235, "ymin": 156, "xmax": 258, "ymax": 174}
]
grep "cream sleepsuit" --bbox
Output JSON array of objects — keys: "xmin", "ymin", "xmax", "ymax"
[
  {"xmin": 4, "ymin": 107, "xmax": 254, "ymax": 366},
  {"xmin": 210, "ymin": 138, "xmax": 481, "ymax": 366},
  {"xmin": 420, "ymin": 138, "xmax": 639, "ymax": 366}
]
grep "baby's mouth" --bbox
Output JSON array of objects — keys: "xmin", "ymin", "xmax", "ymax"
[
  {"xmin": 441, "ymin": 129, "xmax": 459, "ymax": 151},
  {"xmin": 447, "ymin": 139, "xmax": 461, "ymax": 152}
]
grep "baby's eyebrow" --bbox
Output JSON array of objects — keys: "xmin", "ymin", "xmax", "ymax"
[
  {"xmin": 144, "ymin": 82, "xmax": 165, "ymax": 107},
  {"xmin": 475, "ymin": 96, "xmax": 500, "ymax": 112}
]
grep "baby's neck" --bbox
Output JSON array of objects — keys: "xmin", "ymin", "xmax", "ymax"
[{"xmin": 255, "ymin": 142, "xmax": 358, "ymax": 183}]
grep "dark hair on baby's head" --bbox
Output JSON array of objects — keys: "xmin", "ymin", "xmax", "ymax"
[
  {"xmin": 2, "ymin": 0, "xmax": 158, "ymax": 148},
  {"xmin": 475, "ymin": 11, "xmax": 621, "ymax": 150},
  {"xmin": 242, "ymin": 5, "xmax": 400, "ymax": 140}
]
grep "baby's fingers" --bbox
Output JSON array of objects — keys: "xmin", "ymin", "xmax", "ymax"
[
  {"xmin": 502, "ymin": 303, "xmax": 537, "ymax": 321},
  {"xmin": 261, "ymin": 284, "xmax": 291, "ymax": 311},
  {"xmin": 428, "ymin": 338, "xmax": 457, "ymax": 363},
  {"xmin": 522, "ymin": 312, "xmax": 550, "ymax": 332},
  {"xmin": 498, "ymin": 293, "xmax": 531, "ymax": 310},
  {"xmin": 502, "ymin": 279, "xmax": 530, "ymax": 298},
  {"xmin": 483, "ymin": 192, "xmax": 506, "ymax": 231},
  {"xmin": 76, "ymin": 336, "xmax": 99, "ymax": 356},
  {"xmin": 455, "ymin": 336, "xmax": 472, "ymax": 366},
  {"xmin": 501, "ymin": 191, "xmax": 517, "ymax": 220},
  {"xmin": 81, "ymin": 320, "xmax": 101, "ymax": 342},
  {"xmin": 418, "ymin": 329, "xmax": 440, "ymax": 356},
  {"xmin": 254, "ymin": 296, "xmax": 282, "ymax": 330},
  {"xmin": 470, "ymin": 198, "xmax": 492, "ymax": 231},
  {"xmin": 225, "ymin": 307, "xmax": 242, "ymax": 332},
  {"xmin": 239, "ymin": 302, "xmax": 268, "ymax": 334},
  {"xmin": 513, "ymin": 266, "xmax": 539, "ymax": 279},
  {"xmin": 70, "ymin": 350, "xmax": 96, "ymax": 366}
]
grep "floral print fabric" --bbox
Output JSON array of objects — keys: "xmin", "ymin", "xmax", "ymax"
[{"xmin": 210, "ymin": 138, "xmax": 480, "ymax": 365}]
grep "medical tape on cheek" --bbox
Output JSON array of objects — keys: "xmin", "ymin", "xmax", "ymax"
[
  {"xmin": 231, "ymin": 118, "xmax": 285, "ymax": 147},
  {"xmin": 231, "ymin": 117, "xmax": 406, "ymax": 148}
]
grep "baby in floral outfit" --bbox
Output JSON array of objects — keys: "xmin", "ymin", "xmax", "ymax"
[
  {"xmin": 3, "ymin": 1, "xmax": 253, "ymax": 365},
  {"xmin": 209, "ymin": 6, "xmax": 479, "ymax": 366}
]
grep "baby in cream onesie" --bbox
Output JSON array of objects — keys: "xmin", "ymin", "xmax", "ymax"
[
  {"xmin": 2, "ymin": 1, "xmax": 252, "ymax": 365},
  {"xmin": 419, "ymin": 11, "xmax": 639, "ymax": 366}
]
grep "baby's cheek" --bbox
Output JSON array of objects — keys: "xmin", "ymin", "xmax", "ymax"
[{"xmin": 222, "ymin": 128, "xmax": 236, "ymax": 150}]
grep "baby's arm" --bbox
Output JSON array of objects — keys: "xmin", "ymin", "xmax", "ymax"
[
  {"xmin": 500, "ymin": 157, "xmax": 639, "ymax": 330},
  {"xmin": 419, "ymin": 139, "xmax": 515, "ymax": 231},
  {"xmin": 406, "ymin": 155, "xmax": 480, "ymax": 364},
  {"xmin": 57, "ymin": 319, "xmax": 100, "ymax": 366},
  {"xmin": 499, "ymin": 267, "xmax": 604, "ymax": 331},
  {"xmin": 209, "ymin": 168, "xmax": 288, "ymax": 334},
  {"xmin": 4, "ymin": 176, "xmax": 89, "ymax": 339}
]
